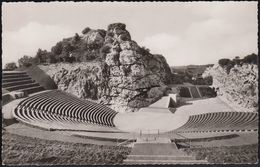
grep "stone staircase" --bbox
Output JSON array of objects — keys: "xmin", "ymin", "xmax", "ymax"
[
  {"xmin": 2, "ymin": 71, "xmax": 45, "ymax": 95},
  {"xmin": 124, "ymin": 137, "xmax": 208, "ymax": 164}
]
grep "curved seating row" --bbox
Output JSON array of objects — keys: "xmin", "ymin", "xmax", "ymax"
[
  {"xmin": 13, "ymin": 90, "xmax": 118, "ymax": 129},
  {"xmin": 175, "ymin": 111, "xmax": 258, "ymax": 133}
]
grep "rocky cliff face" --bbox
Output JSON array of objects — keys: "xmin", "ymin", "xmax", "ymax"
[
  {"xmin": 40, "ymin": 23, "xmax": 172, "ymax": 112},
  {"xmin": 203, "ymin": 64, "xmax": 258, "ymax": 112}
]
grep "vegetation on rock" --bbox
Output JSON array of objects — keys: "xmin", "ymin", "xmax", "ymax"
[
  {"xmin": 203, "ymin": 54, "xmax": 258, "ymax": 111},
  {"xmin": 38, "ymin": 23, "xmax": 172, "ymax": 112}
]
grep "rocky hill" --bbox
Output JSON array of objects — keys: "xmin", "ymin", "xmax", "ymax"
[
  {"xmin": 39, "ymin": 23, "xmax": 172, "ymax": 112},
  {"xmin": 203, "ymin": 61, "xmax": 258, "ymax": 112}
]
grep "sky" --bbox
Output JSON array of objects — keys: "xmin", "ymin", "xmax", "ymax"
[{"xmin": 2, "ymin": 2, "xmax": 258, "ymax": 66}]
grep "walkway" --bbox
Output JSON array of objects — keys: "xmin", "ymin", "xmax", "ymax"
[{"xmin": 123, "ymin": 137, "xmax": 208, "ymax": 164}]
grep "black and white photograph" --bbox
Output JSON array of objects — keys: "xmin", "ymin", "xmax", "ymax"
[{"xmin": 1, "ymin": 1, "xmax": 258, "ymax": 165}]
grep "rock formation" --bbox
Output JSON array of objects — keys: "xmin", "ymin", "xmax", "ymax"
[
  {"xmin": 203, "ymin": 64, "xmax": 258, "ymax": 112},
  {"xmin": 39, "ymin": 23, "xmax": 172, "ymax": 112}
]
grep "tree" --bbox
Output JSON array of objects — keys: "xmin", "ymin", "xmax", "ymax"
[
  {"xmin": 218, "ymin": 58, "xmax": 235, "ymax": 73},
  {"xmin": 46, "ymin": 52, "xmax": 57, "ymax": 64},
  {"xmin": 35, "ymin": 48, "xmax": 48, "ymax": 64},
  {"xmin": 218, "ymin": 58, "xmax": 232, "ymax": 67},
  {"xmin": 232, "ymin": 56, "xmax": 241, "ymax": 65},
  {"xmin": 138, "ymin": 46, "xmax": 150, "ymax": 55},
  {"xmin": 72, "ymin": 33, "xmax": 80, "ymax": 44},
  {"xmin": 51, "ymin": 42, "xmax": 63, "ymax": 55},
  {"xmin": 242, "ymin": 53, "xmax": 258, "ymax": 64},
  {"xmin": 82, "ymin": 27, "xmax": 91, "ymax": 34},
  {"xmin": 4, "ymin": 62, "xmax": 17, "ymax": 70},
  {"xmin": 18, "ymin": 55, "xmax": 35, "ymax": 67}
]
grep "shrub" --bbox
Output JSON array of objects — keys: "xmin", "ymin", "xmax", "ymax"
[
  {"xmin": 120, "ymin": 34, "xmax": 129, "ymax": 41},
  {"xmin": 87, "ymin": 43, "xmax": 100, "ymax": 50},
  {"xmin": 18, "ymin": 55, "xmax": 36, "ymax": 67},
  {"xmin": 218, "ymin": 58, "xmax": 232, "ymax": 67},
  {"xmin": 106, "ymin": 31, "xmax": 114, "ymax": 37},
  {"xmin": 107, "ymin": 23, "xmax": 126, "ymax": 31},
  {"xmin": 51, "ymin": 42, "xmax": 63, "ymax": 55},
  {"xmin": 232, "ymin": 56, "xmax": 241, "ymax": 65},
  {"xmin": 82, "ymin": 27, "xmax": 91, "ymax": 34},
  {"xmin": 73, "ymin": 33, "xmax": 80, "ymax": 43},
  {"xmin": 46, "ymin": 53, "xmax": 57, "ymax": 64},
  {"xmin": 101, "ymin": 45, "xmax": 111, "ymax": 55},
  {"xmin": 63, "ymin": 43, "xmax": 75, "ymax": 53},
  {"xmin": 35, "ymin": 48, "xmax": 48, "ymax": 64},
  {"xmin": 97, "ymin": 29, "xmax": 107, "ymax": 38},
  {"xmin": 218, "ymin": 58, "xmax": 235, "ymax": 73},
  {"xmin": 242, "ymin": 53, "xmax": 258, "ymax": 64},
  {"xmin": 138, "ymin": 46, "xmax": 150, "ymax": 55},
  {"xmin": 4, "ymin": 62, "xmax": 17, "ymax": 70}
]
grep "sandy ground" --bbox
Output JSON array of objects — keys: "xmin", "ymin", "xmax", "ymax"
[{"xmin": 114, "ymin": 97, "xmax": 234, "ymax": 133}]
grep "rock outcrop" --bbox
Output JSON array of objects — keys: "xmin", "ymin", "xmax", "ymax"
[
  {"xmin": 39, "ymin": 23, "xmax": 172, "ymax": 112},
  {"xmin": 203, "ymin": 64, "xmax": 258, "ymax": 112}
]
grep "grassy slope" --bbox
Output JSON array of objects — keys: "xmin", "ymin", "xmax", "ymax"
[
  {"xmin": 183, "ymin": 144, "xmax": 258, "ymax": 164},
  {"xmin": 2, "ymin": 131, "xmax": 131, "ymax": 165}
]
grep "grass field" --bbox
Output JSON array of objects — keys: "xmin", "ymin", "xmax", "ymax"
[
  {"xmin": 183, "ymin": 144, "xmax": 258, "ymax": 164},
  {"xmin": 2, "ymin": 131, "xmax": 131, "ymax": 165}
]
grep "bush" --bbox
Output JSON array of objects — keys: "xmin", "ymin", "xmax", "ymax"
[
  {"xmin": 4, "ymin": 62, "xmax": 17, "ymax": 70},
  {"xmin": 232, "ymin": 56, "xmax": 241, "ymax": 65},
  {"xmin": 242, "ymin": 53, "xmax": 258, "ymax": 64},
  {"xmin": 107, "ymin": 23, "xmax": 126, "ymax": 31},
  {"xmin": 18, "ymin": 55, "xmax": 36, "ymax": 67},
  {"xmin": 218, "ymin": 58, "xmax": 235, "ymax": 73},
  {"xmin": 73, "ymin": 33, "xmax": 80, "ymax": 43},
  {"xmin": 120, "ymin": 34, "xmax": 129, "ymax": 41},
  {"xmin": 138, "ymin": 46, "xmax": 150, "ymax": 55},
  {"xmin": 46, "ymin": 53, "xmax": 57, "ymax": 64},
  {"xmin": 218, "ymin": 58, "xmax": 232, "ymax": 67},
  {"xmin": 87, "ymin": 43, "xmax": 100, "ymax": 50},
  {"xmin": 97, "ymin": 29, "xmax": 107, "ymax": 38},
  {"xmin": 35, "ymin": 48, "xmax": 48, "ymax": 64},
  {"xmin": 2, "ymin": 132, "xmax": 131, "ymax": 165},
  {"xmin": 183, "ymin": 144, "xmax": 258, "ymax": 164},
  {"xmin": 51, "ymin": 42, "xmax": 63, "ymax": 55},
  {"xmin": 106, "ymin": 31, "xmax": 114, "ymax": 37},
  {"xmin": 82, "ymin": 27, "xmax": 91, "ymax": 34},
  {"xmin": 101, "ymin": 45, "xmax": 111, "ymax": 55}
]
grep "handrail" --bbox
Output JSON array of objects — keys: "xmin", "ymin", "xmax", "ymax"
[{"xmin": 117, "ymin": 138, "xmax": 135, "ymax": 146}]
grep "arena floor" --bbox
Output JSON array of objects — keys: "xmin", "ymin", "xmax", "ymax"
[{"xmin": 114, "ymin": 97, "xmax": 234, "ymax": 133}]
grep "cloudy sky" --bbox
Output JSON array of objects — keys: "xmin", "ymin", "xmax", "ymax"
[{"xmin": 2, "ymin": 2, "xmax": 258, "ymax": 66}]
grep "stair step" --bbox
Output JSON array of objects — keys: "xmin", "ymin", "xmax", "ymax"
[
  {"xmin": 127, "ymin": 155, "xmax": 196, "ymax": 160},
  {"xmin": 3, "ymin": 71, "xmax": 27, "ymax": 75},
  {"xmin": 2, "ymin": 74, "xmax": 29, "ymax": 79},
  {"xmin": 2, "ymin": 80, "xmax": 34, "ymax": 88},
  {"xmin": 17, "ymin": 86, "xmax": 45, "ymax": 95},
  {"xmin": 2, "ymin": 77, "xmax": 32, "ymax": 83},
  {"xmin": 5, "ymin": 83, "xmax": 40, "ymax": 92},
  {"xmin": 131, "ymin": 143, "xmax": 186, "ymax": 155},
  {"xmin": 123, "ymin": 159, "xmax": 208, "ymax": 164}
]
